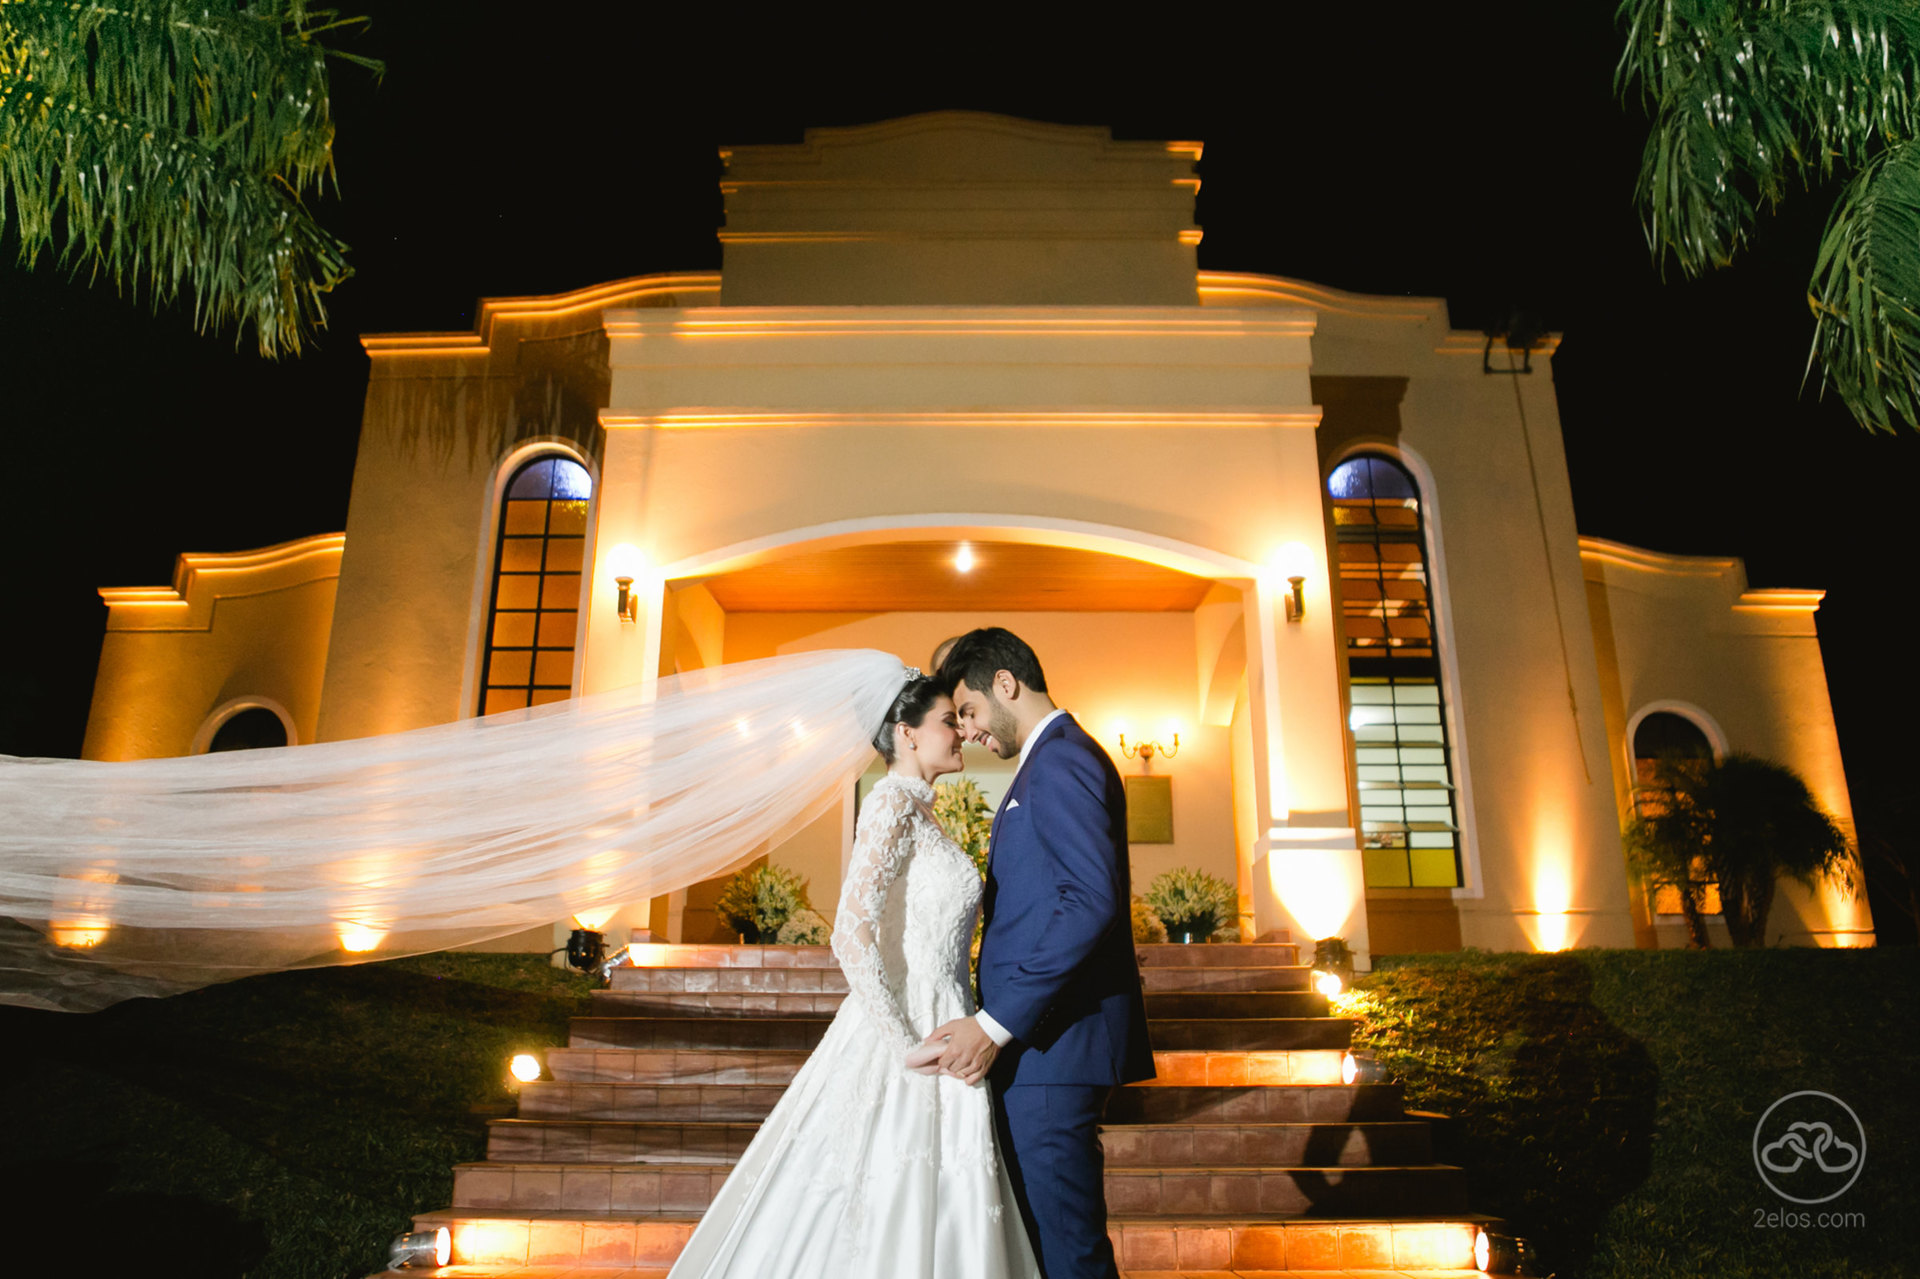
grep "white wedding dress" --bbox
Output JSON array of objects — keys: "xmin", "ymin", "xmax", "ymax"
[{"xmin": 667, "ymin": 773, "xmax": 1041, "ymax": 1279}]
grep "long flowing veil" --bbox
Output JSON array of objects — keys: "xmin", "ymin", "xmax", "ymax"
[{"xmin": 0, "ymin": 649, "xmax": 910, "ymax": 1012}]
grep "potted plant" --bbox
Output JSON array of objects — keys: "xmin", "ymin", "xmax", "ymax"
[
  {"xmin": 1131, "ymin": 895, "xmax": 1167, "ymax": 944},
  {"xmin": 715, "ymin": 863, "xmax": 812, "ymax": 943},
  {"xmin": 1144, "ymin": 867, "xmax": 1236, "ymax": 944}
]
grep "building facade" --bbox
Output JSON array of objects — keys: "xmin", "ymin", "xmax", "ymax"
[{"xmin": 82, "ymin": 113, "xmax": 1874, "ymax": 961}]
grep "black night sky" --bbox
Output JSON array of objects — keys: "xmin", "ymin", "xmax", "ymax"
[{"xmin": 2, "ymin": 6, "xmax": 1914, "ymax": 939}]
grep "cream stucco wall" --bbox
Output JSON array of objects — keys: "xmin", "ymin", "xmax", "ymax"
[
  {"xmin": 1583, "ymin": 540, "xmax": 1872, "ymax": 947},
  {"xmin": 85, "ymin": 534, "xmax": 344, "ymax": 760}
]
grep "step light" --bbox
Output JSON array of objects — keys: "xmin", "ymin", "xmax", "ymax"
[
  {"xmin": 509, "ymin": 1052, "xmax": 543, "ymax": 1083},
  {"xmin": 1341, "ymin": 1051, "xmax": 1386, "ymax": 1086},
  {"xmin": 1475, "ymin": 1226, "xmax": 1543, "ymax": 1274},
  {"xmin": 387, "ymin": 1226, "xmax": 450, "ymax": 1269}
]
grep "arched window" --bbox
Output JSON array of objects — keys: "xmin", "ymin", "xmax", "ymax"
[
  {"xmin": 1327, "ymin": 454, "xmax": 1463, "ymax": 888},
  {"xmin": 206, "ymin": 707, "xmax": 289, "ymax": 752},
  {"xmin": 478, "ymin": 455, "xmax": 592, "ymax": 714},
  {"xmin": 1631, "ymin": 710, "xmax": 1721, "ymax": 917}
]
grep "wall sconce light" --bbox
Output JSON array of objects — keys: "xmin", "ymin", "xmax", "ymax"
[
  {"xmin": 1119, "ymin": 733, "xmax": 1179, "ymax": 763},
  {"xmin": 1275, "ymin": 542, "xmax": 1314, "ymax": 623},
  {"xmin": 607, "ymin": 543, "xmax": 644, "ymax": 625}
]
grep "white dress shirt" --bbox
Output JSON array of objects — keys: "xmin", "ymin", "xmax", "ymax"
[{"xmin": 974, "ymin": 708, "xmax": 1069, "ymax": 1048}]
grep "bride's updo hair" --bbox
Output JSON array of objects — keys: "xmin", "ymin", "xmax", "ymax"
[{"xmin": 873, "ymin": 673, "xmax": 944, "ymax": 763}]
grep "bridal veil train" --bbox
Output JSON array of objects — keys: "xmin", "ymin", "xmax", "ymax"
[{"xmin": 0, "ymin": 650, "xmax": 908, "ymax": 1012}]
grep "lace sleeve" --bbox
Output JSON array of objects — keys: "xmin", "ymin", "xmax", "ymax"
[{"xmin": 832, "ymin": 782, "xmax": 919, "ymax": 1051}]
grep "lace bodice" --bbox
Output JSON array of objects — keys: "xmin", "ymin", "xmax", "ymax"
[{"xmin": 831, "ymin": 773, "xmax": 983, "ymax": 1052}]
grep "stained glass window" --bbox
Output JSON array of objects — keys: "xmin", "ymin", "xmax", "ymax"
[
  {"xmin": 1327, "ymin": 455, "xmax": 1463, "ymax": 888},
  {"xmin": 478, "ymin": 456, "xmax": 592, "ymax": 714}
]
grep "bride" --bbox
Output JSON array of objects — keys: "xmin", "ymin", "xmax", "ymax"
[{"xmin": 666, "ymin": 672, "xmax": 1040, "ymax": 1279}]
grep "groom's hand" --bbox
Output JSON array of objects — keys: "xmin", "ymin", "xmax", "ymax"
[{"xmin": 926, "ymin": 1016, "xmax": 997, "ymax": 1086}]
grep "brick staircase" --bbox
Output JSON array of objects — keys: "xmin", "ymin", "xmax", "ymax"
[{"xmin": 404, "ymin": 939, "xmax": 1492, "ymax": 1277}]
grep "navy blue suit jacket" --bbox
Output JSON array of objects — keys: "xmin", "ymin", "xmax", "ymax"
[{"xmin": 978, "ymin": 713, "xmax": 1154, "ymax": 1088}]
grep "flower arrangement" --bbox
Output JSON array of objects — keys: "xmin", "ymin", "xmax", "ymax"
[
  {"xmin": 932, "ymin": 777, "xmax": 993, "ymax": 879},
  {"xmin": 776, "ymin": 908, "xmax": 832, "ymax": 945},
  {"xmin": 1131, "ymin": 895, "xmax": 1167, "ymax": 943},
  {"xmin": 715, "ymin": 863, "xmax": 812, "ymax": 943},
  {"xmin": 1144, "ymin": 867, "xmax": 1237, "ymax": 943}
]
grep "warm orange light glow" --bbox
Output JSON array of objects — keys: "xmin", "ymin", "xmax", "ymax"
[
  {"xmin": 1314, "ymin": 969, "xmax": 1344, "ymax": 998},
  {"xmin": 50, "ymin": 921, "xmax": 110, "ymax": 948},
  {"xmin": 1273, "ymin": 541, "xmax": 1315, "ymax": 583},
  {"xmin": 509, "ymin": 1053, "xmax": 542, "ymax": 1083},
  {"xmin": 605, "ymin": 542, "xmax": 647, "ymax": 581},
  {"xmin": 452, "ymin": 1220, "xmax": 528, "ymax": 1266},
  {"xmin": 338, "ymin": 924, "xmax": 386, "ymax": 953},
  {"xmin": 954, "ymin": 543, "xmax": 975, "ymax": 573},
  {"xmin": 571, "ymin": 906, "xmax": 617, "ymax": 932},
  {"xmin": 1266, "ymin": 848, "xmax": 1362, "ymax": 942}
]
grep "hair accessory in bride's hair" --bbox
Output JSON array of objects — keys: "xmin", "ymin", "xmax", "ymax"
[{"xmin": 903, "ymin": 666, "xmax": 923, "ymax": 680}]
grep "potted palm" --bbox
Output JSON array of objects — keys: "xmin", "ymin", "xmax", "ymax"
[{"xmin": 1144, "ymin": 868, "xmax": 1236, "ymax": 944}]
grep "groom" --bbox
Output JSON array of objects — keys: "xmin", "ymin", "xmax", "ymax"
[{"xmin": 927, "ymin": 628, "xmax": 1154, "ymax": 1279}]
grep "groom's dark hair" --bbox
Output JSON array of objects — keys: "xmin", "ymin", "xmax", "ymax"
[{"xmin": 937, "ymin": 627, "xmax": 1048, "ymax": 697}]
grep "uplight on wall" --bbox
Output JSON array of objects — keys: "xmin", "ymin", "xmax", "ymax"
[
  {"xmin": 606, "ymin": 543, "xmax": 645, "ymax": 624},
  {"xmin": 954, "ymin": 543, "xmax": 976, "ymax": 573},
  {"xmin": 1275, "ymin": 542, "xmax": 1314, "ymax": 623}
]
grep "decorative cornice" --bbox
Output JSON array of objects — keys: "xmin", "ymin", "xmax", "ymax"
[
  {"xmin": 602, "ymin": 307, "xmax": 1313, "ymax": 340},
  {"xmin": 599, "ymin": 409, "xmax": 1324, "ymax": 431},
  {"xmin": 1734, "ymin": 589, "xmax": 1826, "ymax": 613},
  {"xmin": 361, "ymin": 273, "xmax": 721, "ymax": 358},
  {"xmin": 1197, "ymin": 271, "xmax": 1440, "ymax": 321},
  {"xmin": 1577, "ymin": 536, "xmax": 1740, "ymax": 578},
  {"xmin": 100, "ymin": 533, "xmax": 346, "ymax": 632}
]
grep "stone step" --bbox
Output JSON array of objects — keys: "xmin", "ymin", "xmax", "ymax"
[
  {"xmin": 606, "ymin": 965, "xmax": 849, "ymax": 994},
  {"xmin": 1104, "ymin": 1083, "xmax": 1406, "ymax": 1125},
  {"xmin": 1136, "ymin": 942, "xmax": 1298, "ymax": 967},
  {"xmin": 586, "ymin": 987, "xmax": 1333, "ymax": 1019},
  {"xmin": 452, "ymin": 1161, "xmax": 1468, "ymax": 1220},
  {"xmin": 487, "ymin": 1119, "xmax": 759, "ymax": 1165},
  {"xmin": 419, "ymin": 1207, "xmax": 1484, "ymax": 1270},
  {"xmin": 1135, "ymin": 1051, "xmax": 1351, "ymax": 1087},
  {"xmin": 1147, "ymin": 1019, "xmax": 1355, "ymax": 1052},
  {"xmin": 621, "ymin": 944, "xmax": 839, "ymax": 969},
  {"xmin": 1142, "ymin": 991, "xmax": 1329, "ymax": 1019},
  {"xmin": 546, "ymin": 1046, "xmax": 1352, "ymax": 1088},
  {"xmin": 568, "ymin": 1016, "xmax": 830, "ymax": 1051},
  {"xmin": 588, "ymin": 989, "xmax": 846, "ymax": 1017},
  {"xmin": 1100, "ymin": 1122, "xmax": 1433, "ymax": 1168},
  {"xmin": 517, "ymin": 1081, "xmax": 791, "ymax": 1122},
  {"xmin": 1141, "ymin": 965, "xmax": 1313, "ymax": 993},
  {"xmin": 483, "ymin": 1117, "xmax": 1431, "ymax": 1169},
  {"xmin": 519, "ymin": 1079, "xmax": 1405, "ymax": 1124}
]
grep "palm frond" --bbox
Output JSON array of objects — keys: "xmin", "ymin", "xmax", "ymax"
[
  {"xmin": 1618, "ymin": 0, "xmax": 1920, "ymax": 277},
  {"xmin": 1809, "ymin": 139, "xmax": 1920, "ymax": 431},
  {"xmin": 0, "ymin": 1, "xmax": 379, "ymax": 357}
]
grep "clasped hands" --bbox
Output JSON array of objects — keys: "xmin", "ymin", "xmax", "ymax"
[{"xmin": 908, "ymin": 1016, "xmax": 998, "ymax": 1086}]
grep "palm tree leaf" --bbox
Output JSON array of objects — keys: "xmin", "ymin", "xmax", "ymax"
[
  {"xmin": 0, "ymin": 1, "xmax": 379, "ymax": 357},
  {"xmin": 1618, "ymin": 0, "xmax": 1920, "ymax": 277},
  {"xmin": 1809, "ymin": 139, "xmax": 1920, "ymax": 431}
]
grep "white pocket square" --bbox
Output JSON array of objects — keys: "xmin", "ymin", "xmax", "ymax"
[{"xmin": 1005, "ymin": 798, "xmax": 1021, "ymax": 810}]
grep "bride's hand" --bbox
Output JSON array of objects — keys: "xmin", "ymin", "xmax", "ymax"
[{"xmin": 925, "ymin": 1016, "xmax": 998, "ymax": 1086}]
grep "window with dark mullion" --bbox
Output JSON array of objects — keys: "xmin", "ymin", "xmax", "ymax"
[
  {"xmin": 1326, "ymin": 454, "xmax": 1464, "ymax": 889},
  {"xmin": 479, "ymin": 456, "xmax": 592, "ymax": 714}
]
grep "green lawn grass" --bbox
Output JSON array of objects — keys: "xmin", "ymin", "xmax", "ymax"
[
  {"xmin": 0, "ymin": 953, "xmax": 591, "ymax": 1279},
  {"xmin": 1349, "ymin": 948, "xmax": 1919, "ymax": 1278}
]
